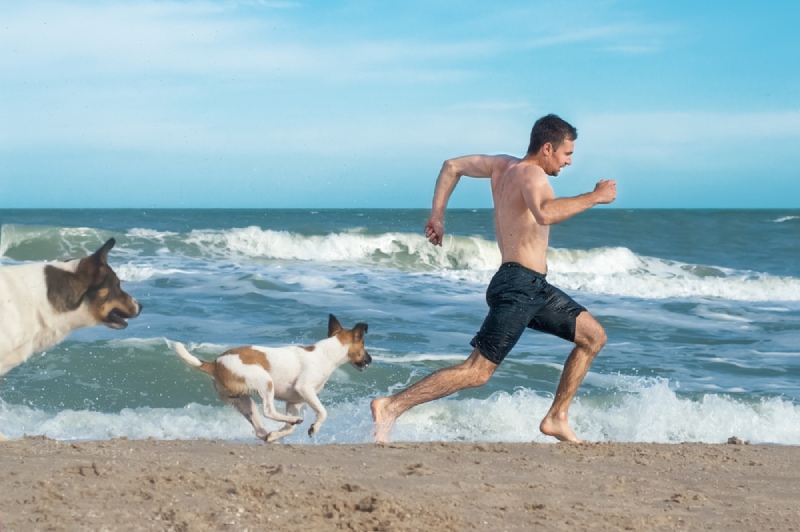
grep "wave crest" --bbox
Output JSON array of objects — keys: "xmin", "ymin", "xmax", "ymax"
[{"xmin": 3, "ymin": 223, "xmax": 800, "ymax": 301}]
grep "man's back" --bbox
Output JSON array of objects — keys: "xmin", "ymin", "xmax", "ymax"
[{"xmin": 489, "ymin": 157, "xmax": 552, "ymax": 274}]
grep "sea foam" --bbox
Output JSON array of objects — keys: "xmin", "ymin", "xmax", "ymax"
[{"xmin": 3, "ymin": 376, "xmax": 799, "ymax": 444}]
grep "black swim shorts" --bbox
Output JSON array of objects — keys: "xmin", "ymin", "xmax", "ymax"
[{"xmin": 470, "ymin": 262, "xmax": 586, "ymax": 365}]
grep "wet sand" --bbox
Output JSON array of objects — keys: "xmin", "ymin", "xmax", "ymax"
[{"xmin": 1, "ymin": 437, "xmax": 799, "ymax": 531}]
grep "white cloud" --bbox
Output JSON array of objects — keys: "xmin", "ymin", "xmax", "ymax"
[
  {"xmin": 573, "ymin": 110, "xmax": 800, "ymax": 178},
  {"xmin": 582, "ymin": 111, "xmax": 800, "ymax": 146},
  {"xmin": 450, "ymin": 101, "xmax": 532, "ymax": 112},
  {"xmin": 0, "ymin": 1, "xmax": 491, "ymax": 82},
  {"xmin": 3, "ymin": 1, "xmax": 798, "ymax": 208},
  {"xmin": 0, "ymin": 1, "xmax": 525, "ymax": 156}
]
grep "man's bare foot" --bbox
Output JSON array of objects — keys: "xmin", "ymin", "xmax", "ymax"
[
  {"xmin": 540, "ymin": 415, "xmax": 583, "ymax": 443},
  {"xmin": 371, "ymin": 397, "xmax": 397, "ymax": 443}
]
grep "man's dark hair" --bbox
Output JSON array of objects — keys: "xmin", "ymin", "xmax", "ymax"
[{"xmin": 527, "ymin": 114, "xmax": 578, "ymax": 155}]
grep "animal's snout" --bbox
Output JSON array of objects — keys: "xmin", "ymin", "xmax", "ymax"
[
  {"xmin": 121, "ymin": 294, "xmax": 142, "ymax": 319},
  {"xmin": 120, "ymin": 296, "xmax": 143, "ymax": 320},
  {"xmin": 353, "ymin": 350, "xmax": 372, "ymax": 371},
  {"xmin": 104, "ymin": 295, "xmax": 142, "ymax": 329}
]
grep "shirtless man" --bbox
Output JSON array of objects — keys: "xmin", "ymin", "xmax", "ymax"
[{"xmin": 371, "ymin": 114, "xmax": 617, "ymax": 443}]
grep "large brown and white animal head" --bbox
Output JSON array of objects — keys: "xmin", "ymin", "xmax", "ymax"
[
  {"xmin": 45, "ymin": 238, "xmax": 141, "ymax": 329},
  {"xmin": 327, "ymin": 314, "xmax": 371, "ymax": 371},
  {"xmin": 0, "ymin": 237, "xmax": 142, "ymax": 377}
]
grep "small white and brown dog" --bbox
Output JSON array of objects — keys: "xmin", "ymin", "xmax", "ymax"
[
  {"xmin": 171, "ymin": 314, "xmax": 370, "ymax": 443},
  {"xmin": 0, "ymin": 237, "xmax": 142, "ymax": 377}
]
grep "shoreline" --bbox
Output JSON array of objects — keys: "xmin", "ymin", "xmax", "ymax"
[{"xmin": 2, "ymin": 437, "xmax": 799, "ymax": 531}]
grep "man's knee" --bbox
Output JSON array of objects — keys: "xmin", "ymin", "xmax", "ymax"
[
  {"xmin": 592, "ymin": 326, "xmax": 608, "ymax": 352},
  {"xmin": 471, "ymin": 367, "xmax": 494, "ymax": 387},
  {"xmin": 463, "ymin": 349, "xmax": 497, "ymax": 387},
  {"xmin": 575, "ymin": 313, "xmax": 607, "ymax": 353}
]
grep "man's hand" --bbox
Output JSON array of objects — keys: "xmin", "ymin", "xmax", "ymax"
[
  {"xmin": 594, "ymin": 180, "xmax": 617, "ymax": 204},
  {"xmin": 425, "ymin": 216, "xmax": 445, "ymax": 246}
]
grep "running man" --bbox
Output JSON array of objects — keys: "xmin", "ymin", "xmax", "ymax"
[{"xmin": 371, "ymin": 114, "xmax": 616, "ymax": 443}]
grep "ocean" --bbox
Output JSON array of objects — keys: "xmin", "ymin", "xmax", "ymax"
[{"xmin": 1, "ymin": 209, "xmax": 799, "ymax": 445}]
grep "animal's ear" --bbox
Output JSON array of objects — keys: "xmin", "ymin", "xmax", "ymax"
[
  {"xmin": 45, "ymin": 239, "xmax": 117, "ymax": 312},
  {"xmin": 76, "ymin": 238, "xmax": 115, "ymax": 288},
  {"xmin": 328, "ymin": 314, "xmax": 342, "ymax": 337},
  {"xmin": 94, "ymin": 238, "xmax": 116, "ymax": 266},
  {"xmin": 354, "ymin": 323, "xmax": 368, "ymax": 339}
]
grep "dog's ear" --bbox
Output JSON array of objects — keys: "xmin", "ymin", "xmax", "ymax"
[
  {"xmin": 94, "ymin": 238, "xmax": 116, "ymax": 265},
  {"xmin": 77, "ymin": 238, "xmax": 115, "ymax": 289},
  {"xmin": 45, "ymin": 238, "xmax": 117, "ymax": 312},
  {"xmin": 354, "ymin": 323, "xmax": 368, "ymax": 339},
  {"xmin": 328, "ymin": 314, "xmax": 342, "ymax": 337}
]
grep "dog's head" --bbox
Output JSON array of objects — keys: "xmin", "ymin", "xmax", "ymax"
[
  {"xmin": 328, "ymin": 314, "xmax": 371, "ymax": 371},
  {"xmin": 45, "ymin": 238, "xmax": 142, "ymax": 329}
]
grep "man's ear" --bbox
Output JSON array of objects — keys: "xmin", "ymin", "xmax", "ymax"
[{"xmin": 541, "ymin": 142, "xmax": 554, "ymax": 156}]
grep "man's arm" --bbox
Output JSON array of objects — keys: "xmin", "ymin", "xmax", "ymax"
[
  {"xmin": 523, "ymin": 176, "xmax": 617, "ymax": 226},
  {"xmin": 425, "ymin": 155, "xmax": 512, "ymax": 246}
]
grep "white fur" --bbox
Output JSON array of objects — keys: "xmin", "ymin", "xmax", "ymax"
[
  {"xmin": 1, "ymin": 240, "xmax": 141, "ymax": 440},
  {"xmin": 0, "ymin": 261, "xmax": 97, "ymax": 375},
  {"xmin": 171, "ymin": 340, "xmax": 202, "ymax": 367}
]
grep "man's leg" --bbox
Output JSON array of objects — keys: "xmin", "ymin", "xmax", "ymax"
[
  {"xmin": 539, "ymin": 311, "xmax": 607, "ymax": 443},
  {"xmin": 371, "ymin": 348, "xmax": 498, "ymax": 443}
]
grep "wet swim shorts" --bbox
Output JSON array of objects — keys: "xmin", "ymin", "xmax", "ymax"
[{"xmin": 470, "ymin": 262, "xmax": 586, "ymax": 365}]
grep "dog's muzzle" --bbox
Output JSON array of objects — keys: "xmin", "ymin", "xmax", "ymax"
[
  {"xmin": 105, "ymin": 300, "xmax": 142, "ymax": 329},
  {"xmin": 353, "ymin": 352, "xmax": 372, "ymax": 371}
]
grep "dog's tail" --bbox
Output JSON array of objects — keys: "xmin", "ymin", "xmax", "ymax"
[{"xmin": 171, "ymin": 341, "xmax": 215, "ymax": 375}]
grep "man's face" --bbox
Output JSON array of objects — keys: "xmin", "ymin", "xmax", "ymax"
[{"xmin": 547, "ymin": 139, "xmax": 574, "ymax": 176}]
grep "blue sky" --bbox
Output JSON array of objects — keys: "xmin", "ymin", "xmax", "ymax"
[{"xmin": 1, "ymin": 0, "xmax": 799, "ymax": 209}]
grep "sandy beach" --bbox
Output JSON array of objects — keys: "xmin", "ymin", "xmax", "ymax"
[{"xmin": 1, "ymin": 437, "xmax": 798, "ymax": 531}]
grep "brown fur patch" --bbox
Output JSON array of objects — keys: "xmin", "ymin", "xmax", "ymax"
[
  {"xmin": 336, "ymin": 328, "xmax": 369, "ymax": 365},
  {"xmin": 45, "ymin": 265, "xmax": 89, "ymax": 312},
  {"xmin": 336, "ymin": 329, "xmax": 352, "ymax": 343},
  {"xmin": 302, "ymin": 345, "xmax": 315, "ymax": 352},
  {"xmin": 224, "ymin": 347, "xmax": 271, "ymax": 372},
  {"xmin": 86, "ymin": 272, "xmax": 139, "ymax": 326},
  {"xmin": 212, "ymin": 359, "xmax": 248, "ymax": 395},
  {"xmin": 46, "ymin": 260, "xmax": 138, "ymax": 326}
]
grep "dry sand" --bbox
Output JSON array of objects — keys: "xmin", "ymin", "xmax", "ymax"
[{"xmin": 1, "ymin": 436, "xmax": 799, "ymax": 531}]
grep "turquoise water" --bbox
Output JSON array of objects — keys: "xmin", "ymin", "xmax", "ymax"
[{"xmin": 1, "ymin": 209, "xmax": 799, "ymax": 444}]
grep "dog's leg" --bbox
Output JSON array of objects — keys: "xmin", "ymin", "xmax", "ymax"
[
  {"xmin": 214, "ymin": 383, "xmax": 269, "ymax": 441},
  {"xmin": 266, "ymin": 402, "xmax": 304, "ymax": 443},
  {"xmin": 256, "ymin": 381, "xmax": 303, "ymax": 425},
  {"xmin": 229, "ymin": 395, "xmax": 269, "ymax": 441},
  {"xmin": 297, "ymin": 388, "xmax": 328, "ymax": 437}
]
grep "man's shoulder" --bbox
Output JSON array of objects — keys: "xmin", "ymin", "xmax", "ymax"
[
  {"xmin": 487, "ymin": 154, "xmax": 522, "ymax": 174},
  {"xmin": 494, "ymin": 154, "xmax": 521, "ymax": 164},
  {"xmin": 504, "ymin": 158, "xmax": 547, "ymax": 180}
]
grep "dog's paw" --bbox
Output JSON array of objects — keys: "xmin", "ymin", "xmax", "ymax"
[
  {"xmin": 290, "ymin": 417, "xmax": 303, "ymax": 425},
  {"xmin": 308, "ymin": 423, "xmax": 321, "ymax": 437}
]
